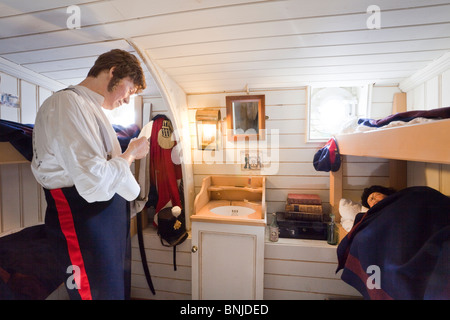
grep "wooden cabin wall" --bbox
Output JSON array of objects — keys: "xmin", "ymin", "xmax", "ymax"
[
  {"xmin": 187, "ymin": 85, "xmax": 400, "ymax": 211},
  {"xmin": 405, "ymin": 67, "xmax": 450, "ymax": 196},
  {"xmin": 0, "ymin": 71, "xmax": 52, "ymax": 234}
]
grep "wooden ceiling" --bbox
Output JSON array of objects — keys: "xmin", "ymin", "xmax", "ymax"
[{"xmin": 1, "ymin": 0, "xmax": 449, "ymax": 94}]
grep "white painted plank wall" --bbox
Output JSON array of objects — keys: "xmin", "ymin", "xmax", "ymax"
[
  {"xmin": 264, "ymin": 238, "xmax": 361, "ymax": 299},
  {"xmin": 0, "ymin": 71, "xmax": 52, "ymax": 234},
  {"xmin": 130, "ymin": 228, "xmax": 192, "ymax": 300},
  {"xmin": 405, "ymin": 67, "xmax": 450, "ymax": 196},
  {"xmin": 188, "ymin": 86, "xmax": 396, "ymax": 212}
]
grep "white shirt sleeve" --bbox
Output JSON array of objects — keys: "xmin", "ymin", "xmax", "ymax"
[{"xmin": 33, "ymin": 89, "xmax": 140, "ymax": 203}]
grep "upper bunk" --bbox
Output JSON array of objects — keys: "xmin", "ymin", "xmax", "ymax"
[
  {"xmin": 334, "ymin": 92, "xmax": 450, "ymax": 165},
  {"xmin": 0, "ymin": 119, "xmax": 143, "ymax": 165},
  {"xmin": 0, "ymin": 141, "xmax": 28, "ymax": 164},
  {"xmin": 0, "ymin": 119, "xmax": 33, "ymax": 165},
  {"xmin": 335, "ymin": 117, "xmax": 450, "ymax": 165},
  {"xmin": 329, "ymin": 93, "xmax": 450, "ymax": 228}
]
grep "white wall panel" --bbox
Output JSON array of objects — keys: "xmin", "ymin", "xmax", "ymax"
[
  {"xmin": 404, "ymin": 67, "xmax": 450, "ymax": 195},
  {"xmin": 441, "ymin": 69, "xmax": 450, "ymax": 107},
  {"xmin": 38, "ymin": 87, "xmax": 52, "ymax": 108},
  {"xmin": 0, "ymin": 164, "xmax": 21, "ymax": 232},
  {"xmin": 0, "ymin": 72, "xmax": 50, "ymax": 234},
  {"xmin": 20, "ymin": 80, "xmax": 37, "ymax": 124},
  {"xmin": 425, "ymin": 76, "xmax": 439, "ymax": 110}
]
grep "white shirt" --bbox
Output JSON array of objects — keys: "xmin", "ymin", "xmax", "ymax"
[{"xmin": 31, "ymin": 85, "xmax": 140, "ymax": 203}]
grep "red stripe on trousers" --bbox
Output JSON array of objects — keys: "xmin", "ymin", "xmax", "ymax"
[{"xmin": 50, "ymin": 189, "xmax": 92, "ymax": 300}]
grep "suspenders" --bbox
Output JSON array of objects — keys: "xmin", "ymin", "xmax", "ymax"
[{"xmin": 59, "ymin": 87, "xmax": 112, "ymax": 159}]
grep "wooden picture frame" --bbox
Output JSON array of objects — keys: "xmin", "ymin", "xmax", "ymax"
[{"xmin": 226, "ymin": 95, "xmax": 265, "ymax": 141}]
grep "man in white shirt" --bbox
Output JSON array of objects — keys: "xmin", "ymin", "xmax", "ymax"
[{"xmin": 32, "ymin": 49, "xmax": 149, "ymax": 300}]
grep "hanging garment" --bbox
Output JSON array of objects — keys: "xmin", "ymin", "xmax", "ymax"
[
  {"xmin": 137, "ymin": 115, "xmax": 184, "ymax": 295},
  {"xmin": 147, "ymin": 115, "xmax": 182, "ymax": 225}
]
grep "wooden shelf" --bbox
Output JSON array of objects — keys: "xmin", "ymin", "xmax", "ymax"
[{"xmin": 208, "ymin": 186, "xmax": 263, "ymax": 193}]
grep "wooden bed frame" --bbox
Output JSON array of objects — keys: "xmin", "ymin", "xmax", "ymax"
[
  {"xmin": 330, "ymin": 93, "xmax": 450, "ymax": 241},
  {"xmin": 0, "ymin": 142, "xmax": 29, "ymax": 164}
]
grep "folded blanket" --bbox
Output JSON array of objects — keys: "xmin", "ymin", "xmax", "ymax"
[{"xmin": 358, "ymin": 106, "xmax": 450, "ymax": 128}]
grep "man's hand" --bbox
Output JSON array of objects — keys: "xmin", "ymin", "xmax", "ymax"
[{"xmin": 119, "ymin": 137, "xmax": 150, "ymax": 165}]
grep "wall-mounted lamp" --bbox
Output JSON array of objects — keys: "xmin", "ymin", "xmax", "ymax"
[{"xmin": 196, "ymin": 109, "xmax": 221, "ymax": 150}]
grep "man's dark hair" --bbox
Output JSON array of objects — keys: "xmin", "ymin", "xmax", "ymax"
[
  {"xmin": 87, "ymin": 49, "xmax": 146, "ymax": 93},
  {"xmin": 361, "ymin": 185, "xmax": 396, "ymax": 208}
]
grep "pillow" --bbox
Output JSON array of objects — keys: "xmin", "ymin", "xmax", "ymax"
[{"xmin": 339, "ymin": 198, "xmax": 369, "ymax": 232}]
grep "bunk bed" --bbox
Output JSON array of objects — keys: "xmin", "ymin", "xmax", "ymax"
[
  {"xmin": 329, "ymin": 94, "xmax": 450, "ymax": 300},
  {"xmin": 0, "ymin": 120, "xmax": 58, "ymax": 299},
  {"xmin": 0, "ymin": 120, "xmax": 142, "ymax": 299}
]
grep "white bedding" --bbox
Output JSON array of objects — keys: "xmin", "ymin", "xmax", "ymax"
[
  {"xmin": 338, "ymin": 117, "xmax": 436, "ymax": 135},
  {"xmin": 339, "ymin": 198, "xmax": 369, "ymax": 232}
]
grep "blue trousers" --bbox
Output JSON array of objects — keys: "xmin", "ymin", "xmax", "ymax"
[{"xmin": 44, "ymin": 187, "xmax": 131, "ymax": 300}]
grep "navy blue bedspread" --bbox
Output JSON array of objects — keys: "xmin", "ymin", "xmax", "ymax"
[
  {"xmin": 0, "ymin": 225, "xmax": 64, "ymax": 300},
  {"xmin": 336, "ymin": 186, "xmax": 450, "ymax": 300}
]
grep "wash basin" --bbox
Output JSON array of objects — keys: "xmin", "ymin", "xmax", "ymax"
[
  {"xmin": 210, "ymin": 205, "xmax": 255, "ymax": 217},
  {"xmin": 192, "ymin": 176, "xmax": 266, "ymax": 226}
]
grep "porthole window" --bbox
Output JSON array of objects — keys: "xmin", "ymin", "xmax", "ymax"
[{"xmin": 307, "ymin": 85, "xmax": 371, "ymax": 141}]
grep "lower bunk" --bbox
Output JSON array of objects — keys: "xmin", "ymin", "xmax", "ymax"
[
  {"xmin": 336, "ymin": 186, "xmax": 449, "ymax": 300},
  {"xmin": 0, "ymin": 224, "xmax": 65, "ymax": 300}
]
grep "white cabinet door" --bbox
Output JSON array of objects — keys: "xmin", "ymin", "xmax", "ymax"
[{"xmin": 191, "ymin": 221, "xmax": 264, "ymax": 300}]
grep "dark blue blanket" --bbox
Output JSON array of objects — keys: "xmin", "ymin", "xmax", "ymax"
[
  {"xmin": 336, "ymin": 186, "xmax": 450, "ymax": 300},
  {"xmin": 358, "ymin": 106, "xmax": 450, "ymax": 128},
  {"xmin": 0, "ymin": 225, "xmax": 64, "ymax": 299}
]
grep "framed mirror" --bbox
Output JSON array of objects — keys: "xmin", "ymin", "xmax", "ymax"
[{"xmin": 226, "ymin": 95, "xmax": 265, "ymax": 141}]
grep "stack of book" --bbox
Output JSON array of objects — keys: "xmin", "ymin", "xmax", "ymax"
[
  {"xmin": 276, "ymin": 193, "xmax": 327, "ymax": 240},
  {"xmin": 284, "ymin": 193, "xmax": 323, "ymax": 222}
]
